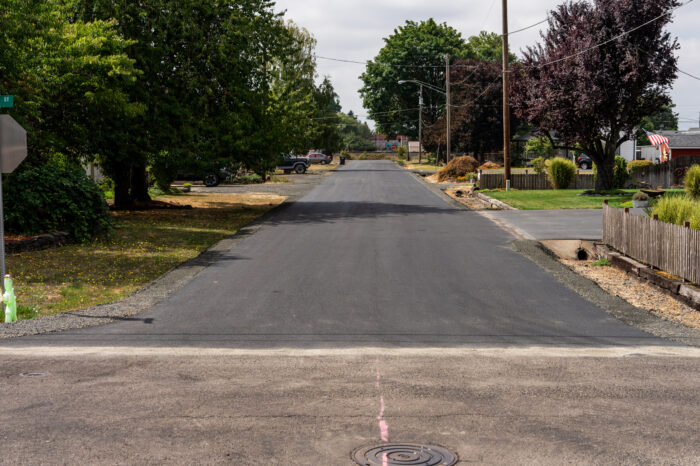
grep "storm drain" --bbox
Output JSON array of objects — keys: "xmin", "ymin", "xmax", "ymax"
[{"xmin": 352, "ymin": 443, "xmax": 458, "ymax": 466}]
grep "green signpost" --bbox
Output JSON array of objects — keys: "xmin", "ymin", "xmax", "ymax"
[{"xmin": 0, "ymin": 95, "xmax": 13, "ymax": 108}]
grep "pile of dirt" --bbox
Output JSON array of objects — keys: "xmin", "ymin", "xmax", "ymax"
[
  {"xmin": 478, "ymin": 161, "xmax": 502, "ymax": 170},
  {"xmin": 437, "ymin": 156, "xmax": 479, "ymax": 182}
]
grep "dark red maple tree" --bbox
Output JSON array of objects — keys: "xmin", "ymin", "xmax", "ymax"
[
  {"xmin": 510, "ymin": 0, "xmax": 679, "ymax": 190},
  {"xmin": 424, "ymin": 59, "xmax": 517, "ymax": 162}
]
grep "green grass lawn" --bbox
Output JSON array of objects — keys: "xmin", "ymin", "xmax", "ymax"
[
  {"xmin": 7, "ymin": 193, "xmax": 283, "ymax": 319},
  {"xmin": 483, "ymin": 189, "xmax": 634, "ymax": 210}
]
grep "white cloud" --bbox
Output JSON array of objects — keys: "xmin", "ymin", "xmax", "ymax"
[{"xmin": 274, "ymin": 0, "xmax": 700, "ymax": 130}]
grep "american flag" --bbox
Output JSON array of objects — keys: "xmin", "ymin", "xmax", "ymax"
[{"xmin": 645, "ymin": 130, "xmax": 670, "ymax": 146}]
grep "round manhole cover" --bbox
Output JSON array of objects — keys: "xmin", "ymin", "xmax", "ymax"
[{"xmin": 352, "ymin": 443, "xmax": 458, "ymax": 466}]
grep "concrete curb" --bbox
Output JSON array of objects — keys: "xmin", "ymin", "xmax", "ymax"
[
  {"xmin": 513, "ymin": 240, "xmax": 700, "ymax": 347},
  {"xmin": 475, "ymin": 192, "xmax": 517, "ymax": 210}
]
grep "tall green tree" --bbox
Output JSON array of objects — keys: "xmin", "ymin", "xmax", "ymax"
[
  {"xmin": 359, "ymin": 19, "xmax": 469, "ymax": 138},
  {"xmin": 0, "ymin": 0, "xmax": 142, "ymax": 165},
  {"xmin": 338, "ymin": 113, "xmax": 375, "ymax": 151},
  {"xmin": 310, "ymin": 77, "xmax": 343, "ymax": 154}
]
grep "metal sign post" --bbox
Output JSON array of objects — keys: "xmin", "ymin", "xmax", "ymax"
[{"xmin": 0, "ymin": 114, "xmax": 28, "ymax": 299}]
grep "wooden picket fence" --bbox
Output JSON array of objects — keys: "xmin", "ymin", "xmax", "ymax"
[
  {"xmin": 480, "ymin": 172, "xmax": 595, "ymax": 190},
  {"xmin": 602, "ymin": 203, "xmax": 700, "ymax": 284}
]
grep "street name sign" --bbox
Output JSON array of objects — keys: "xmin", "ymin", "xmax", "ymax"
[{"xmin": 0, "ymin": 96, "xmax": 13, "ymax": 108}]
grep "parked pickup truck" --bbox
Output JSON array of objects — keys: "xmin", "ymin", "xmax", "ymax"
[{"xmin": 277, "ymin": 156, "xmax": 309, "ymax": 174}]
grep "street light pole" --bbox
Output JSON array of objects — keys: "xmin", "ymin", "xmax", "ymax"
[
  {"xmin": 445, "ymin": 53, "xmax": 451, "ymax": 163},
  {"xmin": 502, "ymin": 0, "xmax": 512, "ymax": 190},
  {"xmin": 419, "ymin": 84, "xmax": 423, "ymax": 164}
]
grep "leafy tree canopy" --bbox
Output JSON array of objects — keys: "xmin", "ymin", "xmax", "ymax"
[
  {"xmin": 511, "ymin": 0, "xmax": 679, "ymax": 190},
  {"xmin": 360, "ymin": 19, "xmax": 469, "ymax": 138}
]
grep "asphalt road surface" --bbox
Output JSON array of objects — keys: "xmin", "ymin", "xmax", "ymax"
[{"xmin": 1, "ymin": 161, "xmax": 698, "ymax": 464}]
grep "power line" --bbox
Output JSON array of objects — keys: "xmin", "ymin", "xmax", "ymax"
[
  {"xmin": 506, "ymin": 18, "xmax": 548, "ymax": 36},
  {"xmin": 679, "ymin": 69, "xmax": 700, "ymax": 81},
  {"xmin": 526, "ymin": 0, "xmax": 694, "ymax": 69}
]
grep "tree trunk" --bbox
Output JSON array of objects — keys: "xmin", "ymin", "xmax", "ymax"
[
  {"xmin": 594, "ymin": 156, "xmax": 615, "ymax": 191},
  {"xmin": 130, "ymin": 164, "xmax": 151, "ymax": 202},
  {"xmin": 113, "ymin": 170, "xmax": 132, "ymax": 210}
]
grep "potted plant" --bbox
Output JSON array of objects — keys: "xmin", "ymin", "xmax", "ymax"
[
  {"xmin": 632, "ymin": 191, "xmax": 649, "ymax": 208},
  {"xmin": 181, "ymin": 182, "xmax": 192, "ymax": 193}
]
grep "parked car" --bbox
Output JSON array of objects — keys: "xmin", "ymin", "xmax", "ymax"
[
  {"xmin": 306, "ymin": 151, "xmax": 333, "ymax": 164},
  {"xmin": 176, "ymin": 165, "xmax": 234, "ymax": 187},
  {"xmin": 576, "ymin": 154, "xmax": 592, "ymax": 169},
  {"xmin": 277, "ymin": 156, "xmax": 310, "ymax": 174}
]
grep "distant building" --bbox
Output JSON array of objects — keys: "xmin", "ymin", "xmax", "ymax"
[
  {"xmin": 369, "ymin": 134, "xmax": 409, "ymax": 150},
  {"xmin": 661, "ymin": 129, "xmax": 700, "ymax": 159}
]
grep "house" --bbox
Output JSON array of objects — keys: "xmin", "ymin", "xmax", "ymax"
[
  {"xmin": 368, "ymin": 134, "xmax": 409, "ymax": 150},
  {"xmin": 661, "ymin": 129, "xmax": 700, "ymax": 159}
]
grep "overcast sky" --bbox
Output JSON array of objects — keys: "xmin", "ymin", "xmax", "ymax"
[{"xmin": 273, "ymin": 0, "xmax": 700, "ymax": 131}]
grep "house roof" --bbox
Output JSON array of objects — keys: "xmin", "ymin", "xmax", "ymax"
[{"xmin": 660, "ymin": 130, "xmax": 700, "ymax": 149}]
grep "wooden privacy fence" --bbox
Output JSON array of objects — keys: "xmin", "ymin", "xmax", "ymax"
[
  {"xmin": 480, "ymin": 172, "xmax": 595, "ymax": 190},
  {"xmin": 602, "ymin": 203, "xmax": 700, "ymax": 284}
]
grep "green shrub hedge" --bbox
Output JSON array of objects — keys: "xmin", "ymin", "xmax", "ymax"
[
  {"xmin": 684, "ymin": 165, "xmax": 700, "ymax": 199},
  {"xmin": 627, "ymin": 159, "xmax": 654, "ymax": 174},
  {"xmin": 651, "ymin": 194, "xmax": 700, "ymax": 230},
  {"xmin": 546, "ymin": 157, "xmax": 576, "ymax": 189},
  {"xmin": 4, "ymin": 161, "xmax": 111, "ymax": 241}
]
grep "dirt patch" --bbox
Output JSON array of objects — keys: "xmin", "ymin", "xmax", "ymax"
[
  {"xmin": 437, "ymin": 156, "xmax": 479, "ymax": 182},
  {"xmin": 563, "ymin": 259, "xmax": 700, "ymax": 329},
  {"xmin": 444, "ymin": 187, "xmax": 493, "ymax": 210},
  {"xmin": 160, "ymin": 193, "xmax": 286, "ymax": 209},
  {"xmin": 478, "ymin": 161, "xmax": 502, "ymax": 170}
]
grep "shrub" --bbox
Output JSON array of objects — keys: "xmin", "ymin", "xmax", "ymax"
[
  {"xmin": 546, "ymin": 157, "xmax": 576, "ymax": 189},
  {"xmin": 632, "ymin": 191, "xmax": 649, "ymax": 201},
  {"xmin": 396, "ymin": 159, "xmax": 406, "ymax": 166},
  {"xmin": 627, "ymin": 160, "xmax": 654, "ymax": 174},
  {"xmin": 531, "ymin": 156, "xmax": 546, "ymax": 174},
  {"xmin": 397, "ymin": 146, "xmax": 408, "ymax": 160},
  {"xmin": 684, "ymin": 165, "xmax": 700, "ymax": 199},
  {"xmin": 238, "ymin": 173, "xmax": 263, "ymax": 184},
  {"xmin": 437, "ymin": 156, "xmax": 480, "ymax": 182},
  {"xmin": 651, "ymin": 195, "xmax": 700, "ymax": 228},
  {"xmin": 4, "ymin": 161, "xmax": 111, "ymax": 241},
  {"xmin": 426, "ymin": 152, "xmax": 437, "ymax": 164}
]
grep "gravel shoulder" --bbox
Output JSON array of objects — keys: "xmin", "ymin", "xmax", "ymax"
[{"xmin": 0, "ymin": 171, "xmax": 332, "ymax": 339}]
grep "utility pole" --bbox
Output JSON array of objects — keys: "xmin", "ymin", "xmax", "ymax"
[
  {"xmin": 445, "ymin": 53, "xmax": 451, "ymax": 163},
  {"xmin": 502, "ymin": 0, "xmax": 511, "ymax": 190},
  {"xmin": 419, "ymin": 84, "xmax": 423, "ymax": 164}
]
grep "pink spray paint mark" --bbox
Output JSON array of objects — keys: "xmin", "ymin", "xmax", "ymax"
[{"xmin": 376, "ymin": 364, "xmax": 389, "ymax": 442}]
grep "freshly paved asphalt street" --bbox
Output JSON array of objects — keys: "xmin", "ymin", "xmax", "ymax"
[
  {"xmin": 1, "ymin": 161, "xmax": 698, "ymax": 464},
  {"xmin": 10, "ymin": 161, "xmax": 658, "ymax": 347}
]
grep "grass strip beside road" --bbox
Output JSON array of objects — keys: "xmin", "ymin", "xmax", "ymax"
[
  {"xmin": 7, "ymin": 193, "xmax": 285, "ymax": 320},
  {"xmin": 484, "ymin": 189, "xmax": 633, "ymax": 210}
]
